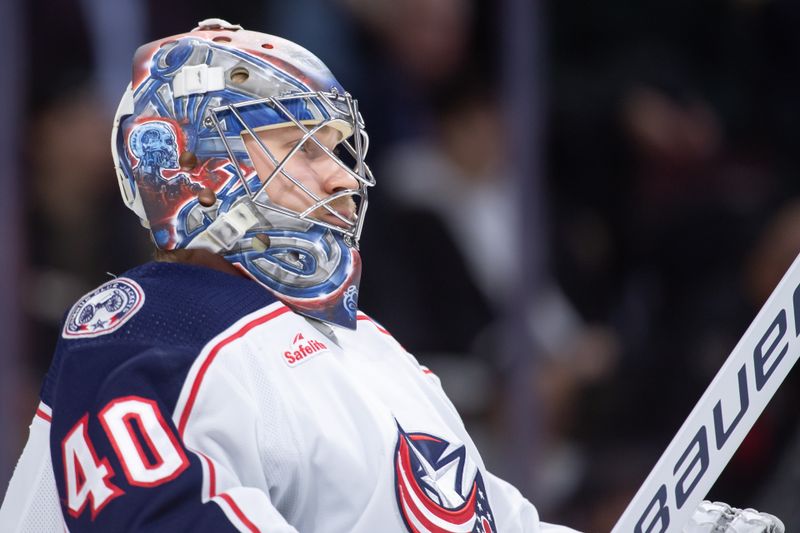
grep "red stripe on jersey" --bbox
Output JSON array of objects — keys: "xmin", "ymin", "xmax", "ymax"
[
  {"xmin": 410, "ymin": 434, "xmax": 441, "ymax": 442},
  {"xmin": 178, "ymin": 306, "xmax": 290, "ymax": 436},
  {"xmin": 35, "ymin": 408, "xmax": 52, "ymax": 423},
  {"xmin": 197, "ymin": 452, "xmax": 217, "ymax": 498},
  {"xmin": 396, "ymin": 483, "xmax": 425, "ymax": 533},
  {"xmin": 398, "ymin": 482, "xmax": 457, "ymax": 533},
  {"xmin": 218, "ymin": 492, "xmax": 260, "ymax": 533},
  {"xmin": 357, "ymin": 314, "xmax": 390, "ymax": 335}
]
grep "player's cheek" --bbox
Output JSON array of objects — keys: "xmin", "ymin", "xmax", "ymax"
[
  {"xmin": 266, "ymin": 174, "xmax": 308, "ymax": 211},
  {"xmin": 285, "ymin": 160, "xmax": 322, "ymax": 193}
]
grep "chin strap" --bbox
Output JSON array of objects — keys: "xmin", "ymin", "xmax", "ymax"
[{"xmin": 186, "ymin": 200, "xmax": 262, "ymax": 253}]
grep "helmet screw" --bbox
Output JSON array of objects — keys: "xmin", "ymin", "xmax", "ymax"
[
  {"xmin": 343, "ymin": 235, "xmax": 354, "ymax": 247},
  {"xmin": 203, "ymin": 116, "xmax": 215, "ymax": 128},
  {"xmin": 197, "ymin": 187, "xmax": 217, "ymax": 207}
]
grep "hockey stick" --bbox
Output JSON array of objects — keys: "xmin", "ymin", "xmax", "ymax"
[{"xmin": 611, "ymin": 252, "xmax": 800, "ymax": 533}]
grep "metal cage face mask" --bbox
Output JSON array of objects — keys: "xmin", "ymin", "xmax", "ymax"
[
  {"xmin": 208, "ymin": 90, "xmax": 374, "ymax": 247},
  {"xmin": 207, "ymin": 91, "xmax": 373, "ymax": 329}
]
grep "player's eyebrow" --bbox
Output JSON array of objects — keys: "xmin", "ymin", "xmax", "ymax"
[{"xmin": 262, "ymin": 128, "xmax": 305, "ymax": 147}]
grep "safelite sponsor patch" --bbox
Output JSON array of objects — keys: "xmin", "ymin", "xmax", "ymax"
[{"xmin": 283, "ymin": 332, "xmax": 330, "ymax": 367}]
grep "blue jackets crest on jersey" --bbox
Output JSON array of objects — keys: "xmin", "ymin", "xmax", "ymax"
[{"xmin": 394, "ymin": 422, "xmax": 496, "ymax": 533}]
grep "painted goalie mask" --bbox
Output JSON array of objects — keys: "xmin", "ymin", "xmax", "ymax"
[{"xmin": 112, "ymin": 19, "xmax": 375, "ymax": 328}]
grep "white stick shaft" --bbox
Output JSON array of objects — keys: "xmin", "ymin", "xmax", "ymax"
[{"xmin": 612, "ymin": 252, "xmax": 800, "ymax": 533}]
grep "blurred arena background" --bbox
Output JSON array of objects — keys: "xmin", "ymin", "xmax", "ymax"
[{"xmin": 3, "ymin": 0, "xmax": 800, "ymax": 530}]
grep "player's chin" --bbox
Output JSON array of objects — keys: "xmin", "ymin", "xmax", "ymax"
[{"xmin": 317, "ymin": 211, "xmax": 356, "ymax": 230}]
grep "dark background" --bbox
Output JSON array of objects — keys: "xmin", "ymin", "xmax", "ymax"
[{"xmin": 2, "ymin": 0, "xmax": 800, "ymax": 530}]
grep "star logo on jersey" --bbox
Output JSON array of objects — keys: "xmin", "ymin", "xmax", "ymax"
[
  {"xmin": 63, "ymin": 278, "xmax": 145, "ymax": 338},
  {"xmin": 394, "ymin": 422, "xmax": 495, "ymax": 533}
]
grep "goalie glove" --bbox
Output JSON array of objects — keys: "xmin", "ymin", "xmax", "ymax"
[{"xmin": 683, "ymin": 501, "xmax": 785, "ymax": 533}]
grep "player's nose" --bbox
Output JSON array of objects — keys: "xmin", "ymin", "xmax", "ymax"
[{"xmin": 320, "ymin": 159, "xmax": 359, "ymax": 195}]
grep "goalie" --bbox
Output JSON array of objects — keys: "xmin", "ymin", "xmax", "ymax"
[{"xmin": 0, "ymin": 19, "xmax": 785, "ymax": 533}]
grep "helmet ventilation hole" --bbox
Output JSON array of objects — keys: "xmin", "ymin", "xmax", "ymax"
[
  {"xmin": 261, "ymin": 43, "xmax": 274, "ymax": 50},
  {"xmin": 230, "ymin": 67, "xmax": 250, "ymax": 84},
  {"xmin": 213, "ymin": 36, "xmax": 232, "ymax": 43}
]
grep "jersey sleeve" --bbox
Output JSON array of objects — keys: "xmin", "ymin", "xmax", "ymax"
[
  {"xmin": 46, "ymin": 341, "xmax": 299, "ymax": 533},
  {"xmin": 0, "ymin": 404, "xmax": 65, "ymax": 533}
]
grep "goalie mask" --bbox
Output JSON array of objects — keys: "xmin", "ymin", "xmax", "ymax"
[{"xmin": 112, "ymin": 19, "xmax": 374, "ymax": 329}]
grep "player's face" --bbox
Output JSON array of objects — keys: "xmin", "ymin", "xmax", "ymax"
[{"xmin": 243, "ymin": 125, "xmax": 358, "ymax": 228}]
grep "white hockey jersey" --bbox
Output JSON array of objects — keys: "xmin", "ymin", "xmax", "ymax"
[{"xmin": 0, "ymin": 262, "xmax": 578, "ymax": 532}]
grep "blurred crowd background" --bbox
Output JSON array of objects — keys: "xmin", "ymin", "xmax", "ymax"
[{"xmin": 3, "ymin": 0, "xmax": 800, "ymax": 531}]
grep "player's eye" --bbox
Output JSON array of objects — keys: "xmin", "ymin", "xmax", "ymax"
[{"xmin": 298, "ymin": 140, "xmax": 329, "ymax": 159}]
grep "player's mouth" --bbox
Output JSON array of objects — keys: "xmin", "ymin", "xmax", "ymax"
[
  {"xmin": 319, "ymin": 208, "xmax": 356, "ymax": 229},
  {"xmin": 310, "ymin": 197, "xmax": 357, "ymax": 229}
]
